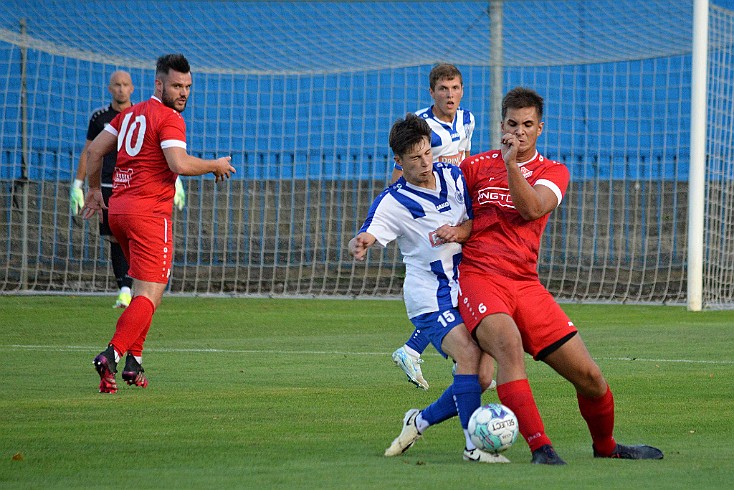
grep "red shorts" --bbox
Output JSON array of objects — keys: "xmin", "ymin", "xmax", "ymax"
[
  {"xmin": 109, "ymin": 214, "xmax": 173, "ymax": 284},
  {"xmin": 458, "ymin": 272, "xmax": 577, "ymax": 359}
]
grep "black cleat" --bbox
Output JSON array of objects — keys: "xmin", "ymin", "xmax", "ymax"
[
  {"xmin": 121, "ymin": 354, "xmax": 149, "ymax": 388},
  {"xmin": 594, "ymin": 443, "xmax": 663, "ymax": 460},
  {"xmin": 531, "ymin": 444, "xmax": 567, "ymax": 465},
  {"xmin": 93, "ymin": 345, "xmax": 118, "ymax": 394}
]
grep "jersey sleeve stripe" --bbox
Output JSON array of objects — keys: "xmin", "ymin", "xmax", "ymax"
[
  {"xmin": 104, "ymin": 125, "xmax": 118, "ymax": 137},
  {"xmin": 359, "ymin": 188, "xmax": 390, "ymax": 233},
  {"xmin": 160, "ymin": 140, "xmax": 187, "ymax": 150},
  {"xmin": 534, "ymin": 178, "xmax": 564, "ymax": 207}
]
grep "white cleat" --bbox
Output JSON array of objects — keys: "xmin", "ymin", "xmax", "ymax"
[
  {"xmin": 463, "ymin": 447, "xmax": 511, "ymax": 463},
  {"xmin": 392, "ymin": 347, "xmax": 429, "ymax": 390},
  {"xmin": 384, "ymin": 409, "xmax": 422, "ymax": 456}
]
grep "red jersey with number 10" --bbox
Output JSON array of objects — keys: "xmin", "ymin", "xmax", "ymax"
[
  {"xmin": 459, "ymin": 150, "xmax": 570, "ymax": 280},
  {"xmin": 105, "ymin": 96, "xmax": 187, "ymax": 217}
]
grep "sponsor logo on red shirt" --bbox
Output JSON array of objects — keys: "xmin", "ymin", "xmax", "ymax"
[
  {"xmin": 477, "ymin": 186, "xmax": 513, "ymax": 208},
  {"xmin": 112, "ymin": 168, "xmax": 133, "ymax": 189}
]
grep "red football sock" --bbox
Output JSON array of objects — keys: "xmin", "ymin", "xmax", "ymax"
[
  {"xmin": 497, "ymin": 378, "xmax": 552, "ymax": 452},
  {"xmin": 128, "ymin": 318, "xmax": 152, "ymax": 357},
  {"xmin": 110, "ymin": 295, "xmax": 156, "ymax": 356},
  {"xmin": 577, "ymin": 384, "xmax": 617, "ymax": 455}
]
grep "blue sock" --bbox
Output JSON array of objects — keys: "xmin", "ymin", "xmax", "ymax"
[
  {"xmin": 405, "ymin": 329, "xmax": 431, "ymax": 354},
  {"xmin": 452, "ymin": 374, "xmax": 482, "ymax": 429},
  {"xmin": 422, "ymin": 385, "xmax": 459, "ymax": 426}
]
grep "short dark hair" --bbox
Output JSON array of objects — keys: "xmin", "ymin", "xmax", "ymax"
[
  {"xmin": 389, "ymin": 113, "xmax": 432, "ymax": 158},
  {"xmin": 429, "ymin": 63, "xmax": 463, "ymax": 90},
  {"xmin": 501, "ymin": 87, "xmax": 544, "ymax": 120},
  {"xmin": 156, "ymin": 53, "xmax": 190, "ymax": 78}
]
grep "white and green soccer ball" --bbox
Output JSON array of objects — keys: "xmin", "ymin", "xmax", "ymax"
[{"xmin": 468, "ymin": 403, "xmax": 519, "ymax": 453}]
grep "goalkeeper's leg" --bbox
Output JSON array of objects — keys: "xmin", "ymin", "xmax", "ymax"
[{"xmin": 110, "ymin": 240, "xmax": 132, "ymax": 308}]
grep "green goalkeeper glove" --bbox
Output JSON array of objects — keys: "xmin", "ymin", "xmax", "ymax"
[
  {"xmin": 174, "ymin": 177, "xmax": 186, "ymax": 211},
  {"xmin": 70, "ymin": 179, "xmax": 84, "ymax": 214}
]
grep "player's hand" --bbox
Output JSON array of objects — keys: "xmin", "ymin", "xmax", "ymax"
[
  {"xmin": 81, "ymin": 188, "xmax": 106, "ymax": 220},
  {"xmin": 434, "ymin": 224, "xmax": 457, "ymax": 243},
  {"xmin": 70, "ymin": 179, "xmax": 85, "ymax": 214},
  {"xmin": 501, "ymin": 132, "xmax": 519, "ymax": 165},
  {"xmin": 174, "ymin": 177, "xmax": 186, "ymax": 210},
  {"xmin": 349, "ymin": 233, "xmax": 375, "ymax": 261},
  {"xmin": 434, "ymin": 220, "xmax": 472, "ymax": 244},
  {"xmin": 212, "ymin": 156, "xmax": 235, "ymax": 183}
]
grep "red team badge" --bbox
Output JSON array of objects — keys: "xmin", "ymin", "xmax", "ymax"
[{"xmin": 428, "ymin": 230, "xmax": 446, "ymax": 247}]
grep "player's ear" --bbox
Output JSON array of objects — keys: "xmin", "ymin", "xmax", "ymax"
[{"xmin": 537, "ymin": 121, "xmax": 544, "ymax": 136}]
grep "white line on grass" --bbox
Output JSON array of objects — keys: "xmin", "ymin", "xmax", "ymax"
[{"xmin": 2, "ymin": 344, "xmax": 733, "ymax": 365}]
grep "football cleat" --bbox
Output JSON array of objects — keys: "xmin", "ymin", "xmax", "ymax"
[
  {"xmin": 463, "ymin": 447, "xmax": 511, "ymax": 463},
  {"xmin": 93, "ymin": 345, "xmax": 118, "ymax": 394},
  {"xmin": 531, "ymin": 444, "xmax": 567, "ymax": 465},
  {"xmin": 384, "ymin": 409, "xmax": 422, "ymax": 456},
  {"xmin": 593, "ymin": 443, "xmax": 663, "ymax": 460},
  {"xmin": 392, "ymin": 346, "xmax": 429, "ymax": 390},
  {"xmin": 114, "ymin": 291, "xmax": 131, "ymax": 309},
  {"xmin": 121, "ymin": 354, "xmax": 148, "ymax": 388}
]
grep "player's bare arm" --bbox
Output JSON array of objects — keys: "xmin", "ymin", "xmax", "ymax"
[
  {"xmin": 81, "ymin": 130, "xmax": 117, "ymax": 219},
  {"xmin": 348, "ymin": 232, "xmax": 376, "ymax": 261},
  {"xmin": 501, "ymin": 132, "xmax": 558, "ymax": 221},
  {"xmin": 163, "ymin": 147, "xmax": 235, "ymax": 182},
  {"xmin": 434, "ymin": 219, "xmax": 473, "ymax": 243},
  {"xmin": 85, "ymin": 130, "xmax": 117, "ymax": 189},
  {"xmin": 75, "ymin": 140, "xmax": 92, "ymax": 181}
]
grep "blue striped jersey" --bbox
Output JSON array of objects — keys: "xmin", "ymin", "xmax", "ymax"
[
  {"xmin": 359, "ymin": 162, "xmax": 473, "ymax": 319},
  {"xmin": 394, "ymin": 106, "xmax": 475, "ymax": 171}
]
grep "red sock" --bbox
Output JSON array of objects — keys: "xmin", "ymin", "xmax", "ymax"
[
  {"xmin": 128, "ymin": 318, "xmax": 152, "ymax": 357},
  {"xmin": 497, "ymin": 378, "xmax": 552, "ymax": 452},
  {"xmin": 577, "ymin": 385, "xmax": 617, "ymax": 455},
  {"xmin": 110, "ymin": 296, "xmax": 155, "ymax": 356}
]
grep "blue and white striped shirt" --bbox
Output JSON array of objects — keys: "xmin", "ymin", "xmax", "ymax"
[
  {"xmin": 394, "ymin": 106, "xmax": 475, "ymax": 170},
  {"xmin": 359, "ymin": 162, "xmax": 473, "ymax": 318}
]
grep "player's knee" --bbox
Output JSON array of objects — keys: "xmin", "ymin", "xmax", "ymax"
[
  {"xmin": 576, "ymin": 364, "xmax": 607, "ymax": 397},
  {"xmin": 453, "ymin": 341, "xmax": 482, "ymax": 369}
]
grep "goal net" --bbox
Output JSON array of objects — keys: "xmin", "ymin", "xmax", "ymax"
[{"xmin": 0, "ymin": 0, "xmax": 732, "ymax": 308}]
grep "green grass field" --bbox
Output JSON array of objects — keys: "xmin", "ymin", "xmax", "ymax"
[{"xmin": 1, "ymin": 296, "xmax": 732, "ymax": 489}]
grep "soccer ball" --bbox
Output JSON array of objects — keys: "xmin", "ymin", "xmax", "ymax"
[{"xmin": 468, "ymin": 403, "xmax": 519, "ymax": 453}]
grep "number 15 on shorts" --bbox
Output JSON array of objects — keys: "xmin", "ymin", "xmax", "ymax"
[{"xmin": 436, "ymin": 307, "xmax": 463, "ymax": 329}]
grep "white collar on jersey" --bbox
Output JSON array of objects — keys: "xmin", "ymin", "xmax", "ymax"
[{"xmin": 517, "ymin": 150, "xmax": 539, "ymax": 167}]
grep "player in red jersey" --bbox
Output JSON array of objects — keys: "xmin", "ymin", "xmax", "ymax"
[
  {"xmin": 458, "ymin": 87, "xmax": 663, "ymax": 463},
  {"xmin": 81, "ymin": 54, "xmax": 235, "ymax": 393}
]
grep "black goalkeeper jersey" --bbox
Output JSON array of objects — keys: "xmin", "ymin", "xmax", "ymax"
[{"xmin": 86, "ymin": 104, "xmax": 123, "ymax": 185}]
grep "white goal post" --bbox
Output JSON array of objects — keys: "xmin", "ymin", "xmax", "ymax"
[{"xmin": 0, "ymin": 0, "xmax": 733, "ymax": 309}]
